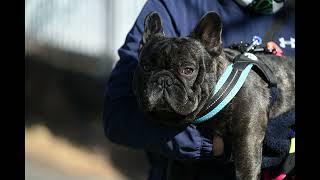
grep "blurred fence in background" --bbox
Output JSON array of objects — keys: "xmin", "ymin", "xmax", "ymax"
[{"xmin": 25, "ymin": 0, "xmax": 149, "ymax": 179}]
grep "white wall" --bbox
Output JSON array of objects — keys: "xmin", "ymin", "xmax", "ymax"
[{"xmin": 25, "ymin": 0, "xmax": 147, "ymax": 64}]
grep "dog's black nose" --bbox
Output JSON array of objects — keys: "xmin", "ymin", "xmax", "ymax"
[{"xmin": 158, "ymin": 76, "xmax": 173, "ymax": 87}]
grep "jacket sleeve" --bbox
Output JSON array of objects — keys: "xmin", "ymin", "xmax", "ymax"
[{"xmin": 102, "ymin": 0, "xmax": 214, "ymax": 160}]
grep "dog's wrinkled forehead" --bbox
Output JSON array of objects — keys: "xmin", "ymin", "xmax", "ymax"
[
  {"xmin": 140, "ymin": 11, "xmax": 223, "ymax": 64},
  {"xmin": 140, "ymin": 37, "xmax": 204, "ymax": 66}
]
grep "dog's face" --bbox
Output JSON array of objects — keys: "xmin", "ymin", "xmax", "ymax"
[{"xmin": 133, "ymin": 12, "xmax": 224, "ymax": 126}]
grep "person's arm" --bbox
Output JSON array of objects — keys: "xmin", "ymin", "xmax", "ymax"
[{"xmin": 103, "ymin": 0, "xmax": 214, "ymax": 160}]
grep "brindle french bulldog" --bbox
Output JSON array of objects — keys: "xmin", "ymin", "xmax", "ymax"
[{"xmin": 132, "ymin": 11, "xmax": 295, "ymax": 180}]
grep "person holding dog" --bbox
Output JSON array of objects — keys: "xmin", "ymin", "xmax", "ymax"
[{"xmin": 103, "ymin": 0, "xmax": 295, "ymax": 179}]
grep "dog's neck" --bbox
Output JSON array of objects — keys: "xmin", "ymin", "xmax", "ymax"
[
  {"xmin": 186, "ymin": 48, "xmax": 244, "ymax": 123},
  {"xmin": 212, "ymin": 48, "xmax": 238, "ymax": 89},
  {"xmin": 193, "ymin": 49, "xmax": 239, "ymax": 121},
  {"xmin": 216, "ymin": 51, "xmax": 232, "ymax": 77}
]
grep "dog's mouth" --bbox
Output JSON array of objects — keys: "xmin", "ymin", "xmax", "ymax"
[
  {"xmin": 138, "ymin": 71, "xmax": 200, "ymax": 125},
  {"xmin": 146, "ymin": 81, "xmax": 198, "ymax": 113},
  {"xmin": 143, "ymin": 96, "xmax": 187, "ymax": 126}
]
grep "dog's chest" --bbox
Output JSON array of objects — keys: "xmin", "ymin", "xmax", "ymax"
[{"xmin": 197, "ymin": 110, "xmax": 232, "ymax": 137}]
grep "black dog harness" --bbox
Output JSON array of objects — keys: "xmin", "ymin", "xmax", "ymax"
[{"xmin": 194, "ymin": 39, "xmax": 277, "ymax": 123}]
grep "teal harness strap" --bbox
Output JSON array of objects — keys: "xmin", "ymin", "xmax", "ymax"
[
  {"xmin": 194, "ymin": 63, "xmax": 253, "ymax": 124},
  {"xmin": 193, "ymin": 49, "xmax": 276, "ymax": 124},
  {"xmin": 213, "ymin": 64, "xmax": 234, "ymax": 94}
]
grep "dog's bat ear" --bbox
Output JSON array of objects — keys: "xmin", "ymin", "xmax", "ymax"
[
  {"xmin": 142, "ymin": 11, "xmax": 165, "ymax": 45},
  {"xmin": 189, "ymin": 11, "xmax": 222, "ymax": 56}
]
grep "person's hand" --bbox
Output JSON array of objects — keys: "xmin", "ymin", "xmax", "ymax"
[{"xmin": 212, "ymin": 135, "xmax": 224, "ymax": 157}]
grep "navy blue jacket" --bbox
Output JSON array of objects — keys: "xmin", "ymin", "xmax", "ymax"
[{"xmin": 103, "ymin": 0, "xmax": 295, "ymax": 179}]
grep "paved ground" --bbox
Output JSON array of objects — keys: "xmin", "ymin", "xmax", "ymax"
[
  {"xmin": 25, "ymin": 125, "xmax": 145, "ymax": 180},
  {"xmin": 26, "ymin": 157, "xmax": 107, "ymax": 180}
]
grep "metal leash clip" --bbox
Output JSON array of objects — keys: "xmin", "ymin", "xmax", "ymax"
[{"xmin": 246, "ymin": 36, "xmax": 262, "ymax": 52}]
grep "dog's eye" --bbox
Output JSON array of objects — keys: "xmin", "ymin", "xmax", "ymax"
[
  {"xmin": 180, "ymin": 67, "xmax": 194, "ymax": 75},
  {"xmin": 142, "ymin": 64, "xmax": 152, "ymax": 72}
]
